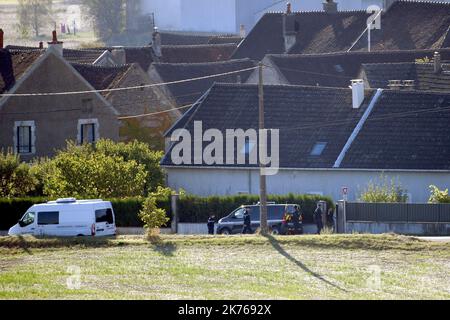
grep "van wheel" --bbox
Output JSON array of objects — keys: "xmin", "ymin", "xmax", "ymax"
[
  {"xmin": 219, "ymin": 228, "xmax": 231, "ymax": 235},
  {"xmin": 271, "ymin": 226, "xmax": 280, "ymax": 235}
]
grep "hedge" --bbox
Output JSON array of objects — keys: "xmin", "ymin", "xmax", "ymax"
[{"xmin": 0, "ymin": 194, "xmax": 334, "ymax": 230}]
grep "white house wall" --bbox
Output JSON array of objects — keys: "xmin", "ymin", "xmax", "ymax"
[{"xmin": 165, "ymin": 167, "xmax": 450, "ymax": 203}]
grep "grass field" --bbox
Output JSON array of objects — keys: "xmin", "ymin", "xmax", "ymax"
[{"xmin": 0, "ymin": 234, "xmax": 449, "ymax": 300}]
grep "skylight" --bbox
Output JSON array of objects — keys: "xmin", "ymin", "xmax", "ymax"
[{"xmin": 310, "ymin": 142, "xmax": 327, "ymax": 156}]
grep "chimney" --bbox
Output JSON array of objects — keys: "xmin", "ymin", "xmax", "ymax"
[
  {"xmin": 47, "ymin": 30, "xmax": 63, "ymax": 56},
  {"xmin": 388, "ymin": 80, "xmax": 402, "ymax": 90},
  {"xmin": 351, "ymin": 79, "xmax": 365, "ymax": 109},
  {"xmin": 111, "ymin": 47, "xmax": 126, "ymax": 65},
  {"xmin": 0, "ymin": 29, "xmax": 3, "ymax": 49},
  {"xmin": 403, "ymin": 80, "xmax": 415, "ymax": 90},
  {"xmin": 39, "ymin": 41, "xmax": 43, "ymax": 49},
  {"xmin": 152, "ymin": 27, "xmax": 162, "ymax": 58},
  {"xmin": 283, "ymin": 2, "xmax": 298, "ymax": 53},
  {"xmin": 286, "ymin": 2, "xmax": 292, "ymax": 14},
  {"xmin": 323, "ymin": 0, "xmax": 338, "ymax": 14},
  {"xmin": 434, "ymin": 51, "xmax": 442, "ymax": 74},
  {"xmin": 239, "ymin": 24, "xmax": 246, "ymax": 38}
]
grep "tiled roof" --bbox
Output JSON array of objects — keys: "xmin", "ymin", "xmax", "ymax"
[
  {"xmin": 63, "ymin": 48, "xmax": 105, "ymax": 64},
  {"xmin": 341, "ymin": 90, "xmax": 450, "ymax": 170},
  {"xmin": 149, "ymin": 59, "xmax": 257, "ymax": 107},
  {"xmin": 233, "ymin": 1, "xmax": 450, "ymax": 61},
  {"xmin": 0, "ymin": 49, "xmax": 43, "ymax": 93},
  {"xmin": 361, "ymin": 62, "xmax": 450, "ymax": 91},
  {"xmin": 71, "ymin": 63, "xmax": 132, "ymax": 97},
  {"xmin": 265, "ymin": 49, "xmax": 450, "ymax": 88},
  {"xmin": 161, "ymin": 83, "xmax": 372, "ymax": 168},
  {"xmin": 160, "ymin": 44, "xmax": 237, "ymax": 63},
  {"xmin": 159, "ymin": 31, "xmax": 241, "ymax": 46}
]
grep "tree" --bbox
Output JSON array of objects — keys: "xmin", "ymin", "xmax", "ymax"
[
  {"xmin": 94, "ymin": 140, "xmax": 165, "ymax": 194},
  {"xmin": 82, "ymin": 0, "xmax": 125, "ymax": 40},
  {"xmin": 0, "ymin": 150, "xmax": 37, "ymax": 197},
  {"xmin": 359, "ymin": 175, "xmax": 408, "ymax": 203},
  {"xmin": 37, "ymin": 141, "xmax": 147, "ymax": 199},
  {"xmin": 17, "ymin": 0, "xmax": 53, "ymax": 37},
  {"xmin": 138, "ymin": 187, "xmax": 172, "ymax": 238}
]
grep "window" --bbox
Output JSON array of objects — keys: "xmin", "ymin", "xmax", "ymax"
[
  {"xmin": 233, "ymin": 208, "xmax": 245, "ymax": 219},
  {"xmin": 14, "ymin": 121, "xmax": 35, "ymax": 154},
  {"xmin": 20, "ymin": 212, "xmax": 35, "ymax": 227},
  {"xmin": 78, "ymin": 119, "xmax": 99, "ymax": 144},
  {"xmin": 310, "ymin": 142, "xmax": 327, "ymax": 156},
  {"xmin": 81, "ymin": 123, "xmax": 95, "ymax": 144},
  {"xmin": 38, "ymin": 212, "xmax": 59, "ymax": 225},
  {"xmin": 95, "ymin": 209, "xmax": 114, "ymax": 224}
]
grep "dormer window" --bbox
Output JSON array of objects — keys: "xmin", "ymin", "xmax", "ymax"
[{"xmin": 310, "ymin": 142, "xmax": 327, "ymax": 156}]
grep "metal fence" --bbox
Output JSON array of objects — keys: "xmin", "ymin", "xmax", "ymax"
[{"xmin": 345, "ymin": 202, "xmax": 450, "ymax": 223}]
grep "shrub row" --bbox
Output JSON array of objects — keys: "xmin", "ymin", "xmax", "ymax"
[{"xmin": 0, "ymin": 194, "xmax": 334, "ymax": 230}]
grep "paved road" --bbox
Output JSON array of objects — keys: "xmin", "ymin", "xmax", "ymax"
[{"xmin": 415, "ymin": 237, "xmax": 450, "ymax": 242}]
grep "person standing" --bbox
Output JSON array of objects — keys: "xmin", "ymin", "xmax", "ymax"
[
  {"xmin": 207, "ymin": 215, "xmax": 216, "ymax": 235},
  {"xmin": 292, "ymin": 205, "xmax": 301, "ymax": 235},
  {"xmin": 314, "ymin": 203, "xmax": 324, "ymax": 235},
  {"xmin": 242, "ymin": 209, "xmax": 253, "ymax": 234}
]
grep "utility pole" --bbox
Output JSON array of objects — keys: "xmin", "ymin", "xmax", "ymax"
[{"xmin": 258, "ymin": 62, "xmax": 268, "ymax": 235}]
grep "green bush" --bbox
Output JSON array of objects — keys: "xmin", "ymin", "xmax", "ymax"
[
  {"xmin": 359, "ymin": 175, "xmax": 408, "ymax": 203},
  {"xmin": 35, "ymin": 140, "xmax": 162, "ymax": 198},
  {"xmin": 0, "ymin": 150, "xmax": 38, "ymax": 197},
  {"xmin": 429, "ymin": 185, "xmax": 450, "ymax": 204}
]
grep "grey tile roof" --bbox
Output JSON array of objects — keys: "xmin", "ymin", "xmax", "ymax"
[
  {"xmin": 362, "ymin": 62, "xmax": 450, "ymax": 91},
  {"xmin": 265, "ymin": 49, "xmax": 450, "ymax": 88},
  {"xmin": 162, "ymin": 83, "xmax": 372, "ymax": 168},
  {"xmin": 341, "ymin": 90, "xmax": 450, "ymax": 170},
  {"xmin": 233, "ymin": 1, "xmax": 450, "ymax": 61},
  {"xmin": 149, "ymin": 59, "xmax": 257, "ymax": 107}
]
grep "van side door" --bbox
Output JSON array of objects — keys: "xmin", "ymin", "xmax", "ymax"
[{"xmin": 36, "ymin": 211, "xmax": 60, "ymax": 236}]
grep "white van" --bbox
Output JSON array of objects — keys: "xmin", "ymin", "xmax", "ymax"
[{"xmin": 8, "ymin": 198, "xmax": 116, "ymax": 237}]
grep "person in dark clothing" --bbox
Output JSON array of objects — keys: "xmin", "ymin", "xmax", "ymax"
[
  {"xmin": 314, "ymin": 203, "xmax": 324, "ymax": 235},
  {"xmin": 292, "ymin": 205, "xmax": 302, "ymax": 235},
  {"xmin": 242, "ymin": 209, "xmax": 253, "ymax": 234},
  {"xmin": 207, "ymin": 215, "xmax": 216, "ymax": 235}
]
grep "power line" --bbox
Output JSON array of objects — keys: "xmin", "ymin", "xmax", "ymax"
[
  {"xmin": 0, "ymin": 66, "xmax": 258, "ymax": 97},
  {"xmin": 118, "ymin": 104, "xmax": 194, "ymax": 120}
]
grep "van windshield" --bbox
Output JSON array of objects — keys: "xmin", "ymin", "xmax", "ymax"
[{"xmin": 20, "ymin": 212, "xmax": 35, "ymax": 227}]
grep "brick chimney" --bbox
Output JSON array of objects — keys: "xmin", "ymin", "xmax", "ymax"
[
  {"xmin": 47, "ymin": 30, "xmax": 63, "ymax": 56},
  {"xmin": 0, "ymin": 29, "xmax": 4, "ymax": 49},
  {"xmin": 434, "ymin": 51, "xmax": 442, "ymax": 74},
  {"xmin": 112, "ymin": 46, "xmax": 126, "ymax": 65},
  {"xmin": 323, "ymin": 0, "xmax": 338, "ymax": 14},
  {"xmin": 39, "ymin": 41, "xmax": 44, "ymax": 49},
  {"xmin": 152, "ymin": 27, "xmax": 162, "ymax": 58},
  {"xmin": 283, "ymin": 2, "xmax": 298, "ymax": 53}
]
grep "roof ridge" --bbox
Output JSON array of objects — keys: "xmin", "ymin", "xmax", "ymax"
[
  {"xmin": 161, "ymin": 43, "xmax": 236, "ymax": 48},
  {"xmin": 152, "ymin": 58, "xmax": 253, "ymax": 67}
]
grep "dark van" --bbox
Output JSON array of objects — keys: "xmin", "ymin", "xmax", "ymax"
[{"xmin": 216, "ymin": 204, "xmax": 298, "ymax": 235}]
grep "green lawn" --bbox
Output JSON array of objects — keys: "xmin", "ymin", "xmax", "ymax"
[{"xmin": 0, "ymin": 234, "xmax": 449, "ymax": 300}]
